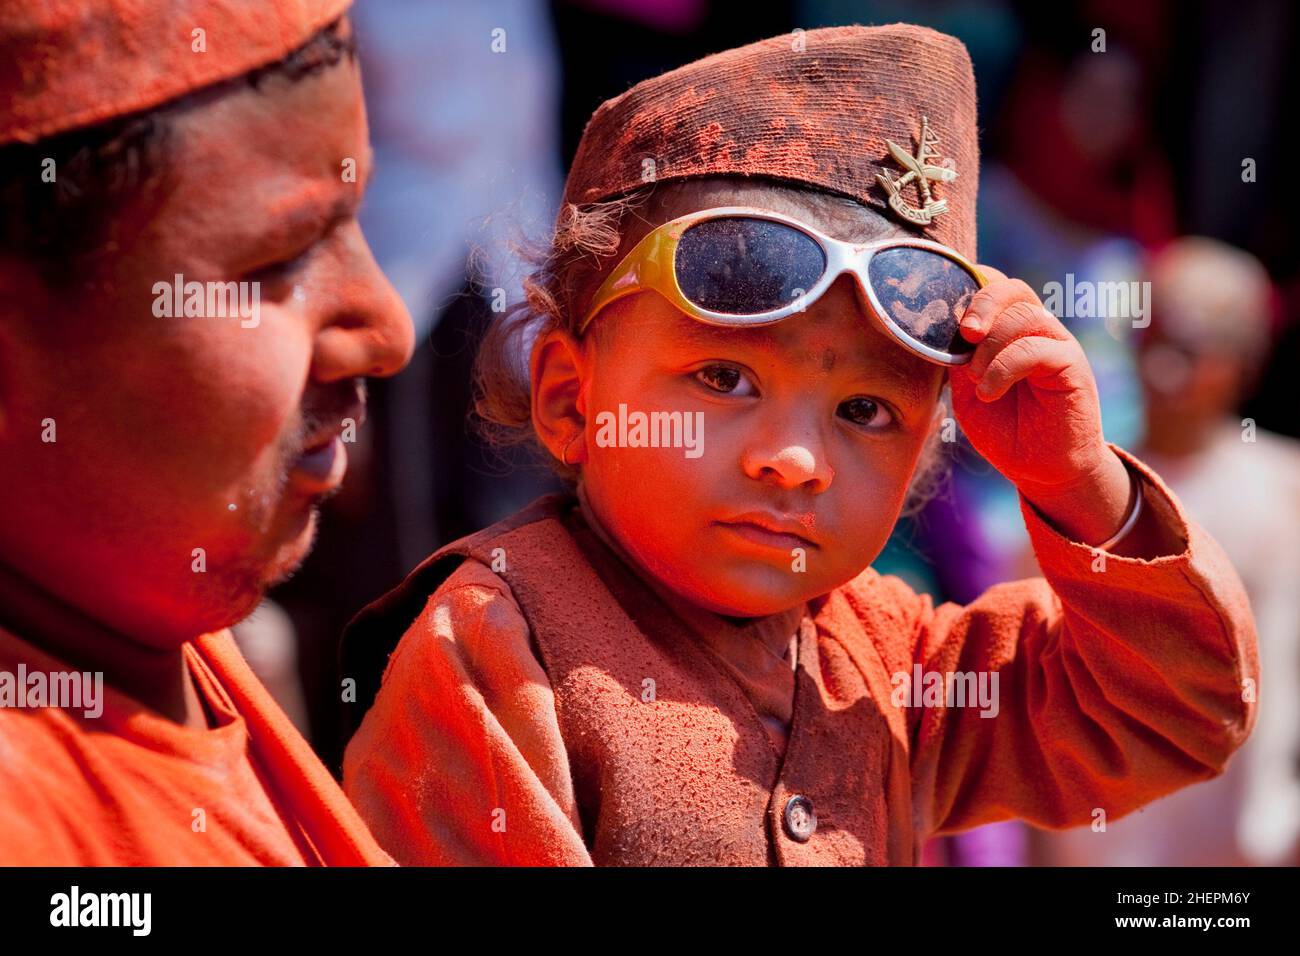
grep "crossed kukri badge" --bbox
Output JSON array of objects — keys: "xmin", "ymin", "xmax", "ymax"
[{"xmin": 876, "ymin": 115, "xmax": 957, "ymax": 226}]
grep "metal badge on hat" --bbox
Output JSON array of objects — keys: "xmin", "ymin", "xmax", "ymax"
[{"xmin": 876, "ymin": 115, "xmax": 957, "ymax": 226}]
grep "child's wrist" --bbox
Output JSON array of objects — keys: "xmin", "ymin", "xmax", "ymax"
[{"xmin": 1017, "ymin": 448, "xmax": 1135, "ymax": 547}]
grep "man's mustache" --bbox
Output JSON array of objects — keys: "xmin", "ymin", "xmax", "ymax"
[{"xmin": 294, "ymin": 378, "xmax": 368, "ymax": 454}]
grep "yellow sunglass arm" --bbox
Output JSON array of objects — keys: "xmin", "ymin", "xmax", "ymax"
[{"xmin": 580, "ymin": 228, "xmax": 678, "ymax": 334}]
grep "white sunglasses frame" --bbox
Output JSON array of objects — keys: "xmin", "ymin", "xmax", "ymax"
[{"xmin": 580, "ymin": 205, "xmax": 987, "ymax": 366}]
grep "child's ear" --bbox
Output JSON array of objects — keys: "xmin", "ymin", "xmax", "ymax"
[
  {"xmin": 929, "ymin": 400, "xmax": 947, "ymax": 434},
  {"xmin": 531, "ymin": 327, "xmax": 589, "ymax": 467}
]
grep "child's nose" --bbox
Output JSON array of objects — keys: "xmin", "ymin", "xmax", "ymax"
[{"xmin": 741, "ymin": 440, "xmax": 834, "ymax": 493}]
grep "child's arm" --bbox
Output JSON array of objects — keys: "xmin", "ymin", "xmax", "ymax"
[
  {"xmin": 342, "ymin": 561, "xmax": 593, "ymax": 866},
  {"xmin": 902, "ymin": 272, "xmax": 1260, "ymax": 838},
  {"xmin": 900, "ymin": 445, "xmax": 1257, "ymax": 838}
]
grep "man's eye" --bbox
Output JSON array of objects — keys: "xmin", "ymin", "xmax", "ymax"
[
  {"xmin": 695, "ymin": 364, "xmax": 755, "ymax": 396},
  {"xmin": 246, "ymin": 248, "xmax": 311, "ymax": 285},
  {"xmin": 838, "ymin": 396, "xmax": 893, "ymax": 428}
]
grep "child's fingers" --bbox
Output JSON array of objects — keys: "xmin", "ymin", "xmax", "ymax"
[
  {"xmin": 974, "ymin": 334, "xmax": 1081, "ymax": 401},
  {"xmin": 965, "ymin": 301, "xmax": 1064, "ymax": 381},
  {"xmin": 959, "ymin": 275, "xmax": 1038, "ymax": 344}
]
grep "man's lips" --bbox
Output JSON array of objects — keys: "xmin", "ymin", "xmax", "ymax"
[
  {"xmin": 291, "ymin": 435, "xmax": 344, "ymax": 486},
  {"xmin": 713, "ymin": 510, "xmax": 819, "ymax": 551},
  {"xmin": 289, "ymin": 403, "xmax": 364, "ymax": 493}
]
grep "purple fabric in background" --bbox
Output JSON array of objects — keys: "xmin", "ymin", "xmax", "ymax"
[{"xmin": 947, "ymin": 819, "xmax": 1030, "ymax": 867}]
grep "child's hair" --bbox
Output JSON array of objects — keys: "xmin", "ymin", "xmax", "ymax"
[{"xmin": 472, "ymin": 184, "xmax": 955, "ymax": 518}]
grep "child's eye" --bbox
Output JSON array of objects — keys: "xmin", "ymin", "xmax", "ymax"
[
  {"xmin": 837, "ymin": 396, "xmax": 893, "ymax": 429},
  {"xmin": 695, "ymin": 364, "xmax": 756, "ymax": 397}
]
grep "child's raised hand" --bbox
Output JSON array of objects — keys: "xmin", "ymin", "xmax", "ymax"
[{"xmin": 949, "ymin": 267, "xmax": 1135, "ymax": 546}]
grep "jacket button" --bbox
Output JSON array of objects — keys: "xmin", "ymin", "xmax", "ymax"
[{"xmin": 783, "ymin": 794, "xmax": 817, "ymax": 843}]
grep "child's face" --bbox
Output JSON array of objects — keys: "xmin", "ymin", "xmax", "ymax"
[{"xmin": 562, "ymin": 183, "xmax": 946, "ymax": 617}]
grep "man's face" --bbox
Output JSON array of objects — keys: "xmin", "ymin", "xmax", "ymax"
[
  {"xmin": 1138, "ymin": 321, "xmax": 1244, "ymax": 425},
  {"xmin": 0, "ymin": 49, "xmax": 414, "ymax": 645},
  {"xmin": 575, "ymin": 184, "xmax": 946, "ymax": 617}
]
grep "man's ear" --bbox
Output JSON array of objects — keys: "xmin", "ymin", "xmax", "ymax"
[{"xmin": 530, "ymin": 327, "xmax": 589, "ymax": 467}]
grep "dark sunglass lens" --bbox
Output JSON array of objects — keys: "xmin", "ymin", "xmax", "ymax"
[
  {"xmin": 675, "ymin": 217, "xmax": 826, "ymax": 315},
  {"xmin": 867, "ymin": 247, "xmax": 980, "ymax": 356}
]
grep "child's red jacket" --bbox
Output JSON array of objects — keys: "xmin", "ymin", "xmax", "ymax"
[{"xmin": 342, "ymin": 444, "xmax": 1258, "ymax": 865}]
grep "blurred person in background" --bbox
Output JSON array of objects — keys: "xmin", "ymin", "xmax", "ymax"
[{"xmin": 1038, "ymin": 237, "xmax": 1300, "ymax": 866}]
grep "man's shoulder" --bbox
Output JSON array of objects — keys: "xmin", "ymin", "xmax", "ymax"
[{"xmin": 0, "ymin": 705, "xmax": 101, "ymax": 864}]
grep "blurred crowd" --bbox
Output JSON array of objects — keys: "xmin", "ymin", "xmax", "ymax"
[{"xmin": 235, "ymin": 0, "xmax": 1300, "ymax": 866}]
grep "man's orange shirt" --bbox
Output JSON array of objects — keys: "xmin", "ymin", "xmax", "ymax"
[{"xmin": 0, "ymin": 626, "xmax": 389, "ymax": 866}]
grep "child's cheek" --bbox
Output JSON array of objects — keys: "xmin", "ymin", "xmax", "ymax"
[
  {"xmin": 818, "ymin": 454, "xmax": 912, "ymax": 572},
  {"xmin": 580, "ymin": 391, "xmax": 727, "ymax": 551},
  {"xmin": 584, "ymin": 420, "xmax": 718, "ymax": 527}
]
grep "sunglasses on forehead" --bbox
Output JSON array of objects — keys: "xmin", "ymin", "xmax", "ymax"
[{"xmin": 580, "ymin": 206, "xmax": 987, "ymax": 366}]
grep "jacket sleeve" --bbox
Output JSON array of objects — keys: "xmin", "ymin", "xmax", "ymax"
[
  {"xmin": 342, "ymin": 560, "xmax": 593, "ymax": 866},
  {"xmin": 905, "ymin": 443, "xmax": 1259, "ymax": 838}
]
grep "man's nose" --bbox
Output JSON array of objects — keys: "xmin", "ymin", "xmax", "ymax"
[{"xmin": 310, "ymin": 225, "xmax": 415, "ymax": 383}]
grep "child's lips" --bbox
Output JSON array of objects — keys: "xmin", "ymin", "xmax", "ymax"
[{"xmin": 713, "ymin": 511, "xmax": 819, "ymax": 552}]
